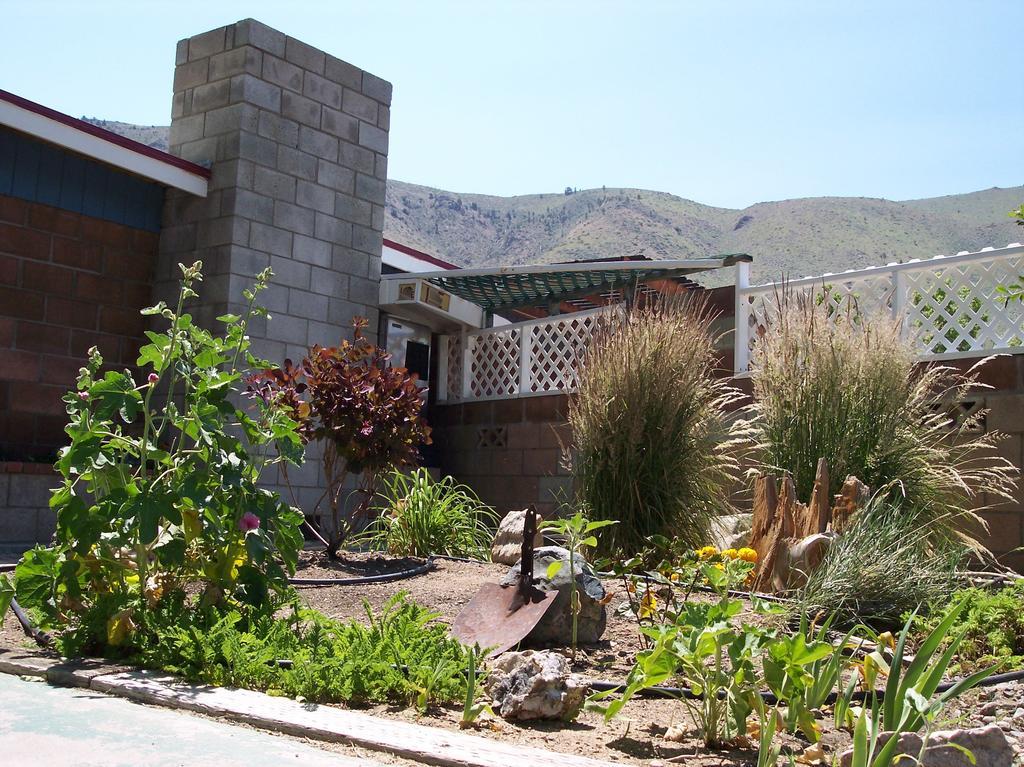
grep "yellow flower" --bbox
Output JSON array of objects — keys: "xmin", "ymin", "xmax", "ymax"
[
  {"xmin": 723, "ymin": 548, "xmax": 739, "ymax": 560},
  {"xmin": 696, "ymin": 545, "xmax": 719, "ymax": 560},
  {"xmin": 737, "ymin": 547, "xmax": 758, "ymax": 563},
  {"xmin": 638, "ymin": 590, "xmax": 658, "ymax": 620}
]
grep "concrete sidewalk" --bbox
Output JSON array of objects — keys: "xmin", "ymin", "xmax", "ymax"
[{"xmin": 0, "ymin": 674, "xmax": 374, "ymax": 767}]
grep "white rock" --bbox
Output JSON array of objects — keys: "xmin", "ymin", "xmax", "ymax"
[
  {"xmin": 490, "ymin": 509, "xmax": 545, "ymax": 565},
  {"xmin": 837, "ymin": 724, "xmax": 1014, "ymax": 767},
  {"xmin": 484, "ymin": 650, "xmax": 588, "ymax": 721}
]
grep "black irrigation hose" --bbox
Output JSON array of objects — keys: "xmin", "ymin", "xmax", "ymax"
[
  {"xmin": 8, "ymin": 598, "xmax": 52, "ymax": 648},
  {"xmin": 287, "ymin": 557, "xmax": 436, "ymax": 586},
  {"xmin": 585, "ymin": 667, "xmax": 1024, "ymax": 704}
]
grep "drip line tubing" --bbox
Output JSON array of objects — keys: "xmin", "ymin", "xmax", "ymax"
[
  {"xmin": 287, "ymin": 557, "xmax": 435, "ymax": 586},
  {"xmin": 584, "ymin": 667, "xmax": 1024, "ymax": 703}
]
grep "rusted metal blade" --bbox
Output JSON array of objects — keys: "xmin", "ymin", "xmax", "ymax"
[{"xmin": 450, "ymin": 582, "xmax": 556, "ymax": 656}]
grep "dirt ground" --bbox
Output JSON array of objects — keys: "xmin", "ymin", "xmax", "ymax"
[{"xmin": 3, "ymin": 554, "xmax": 1022, "ymax": 766}]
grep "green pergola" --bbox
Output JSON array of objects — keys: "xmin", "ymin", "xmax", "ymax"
[{"xmin": 381, "ymin": 254, "xmax": 752, "ymax": 313}]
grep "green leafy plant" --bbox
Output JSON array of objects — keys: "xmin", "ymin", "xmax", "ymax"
[
  {"xmin": 879, "ymin": 600, "xmax": 997, "ymax": 733},
  {"xmin": 355, "ymin": 468, "xmax": 498, "ymax": 559},
  {"xmin": 610, "ymin": 542, "xmax": 759, "ymax": 640},
  {"xmin": 836, "ymin": 603, "xmax": 997, "ymax": 767},
  {"xmin": 590, "ymin": 558, "xmax": 768, "ymax": 747},
  {"xmin": 252, "ymin": 319, "xmax": 431, "ymax": 554},
  {"xmin": 460, "ymin": 644, "xmax": 494, "ymax": 728},
  {"xmin": 742, "ymin": 294, "xmax": 1017, "ymax": 546},
  {"xmin": 907, "ymin": 580, "xmax": 1024, "ymax": 673},
  {"xmin": 139, "ymin": 593, "xmax": 469, "ymax": 710},
  {"xmin": 568, "ymin": 293, "xmax": 744, "ymax": 556},
  {"xmin": 7, "ymin": 262, "xmax": 305, "ymax": 655},
  {"xmin": 540, "ymin": 511, "xmax": 616, "ymax": 659}
]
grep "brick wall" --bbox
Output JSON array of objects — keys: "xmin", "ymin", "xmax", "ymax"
[
  {"xmin": 0, "ymin": 194, "xmax": 158, "ymax": 461},
  {"xmin": 430, "ymin": 395, "xmax": 573, "ymax": 520},
  {"xmin": 431, "ymin": 354, "xmax": 1024, "ymax": 572}
]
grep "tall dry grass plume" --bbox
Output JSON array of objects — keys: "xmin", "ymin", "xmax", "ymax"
[
  {"xmin": 742, "ymin": 291, "xmax": 1018, "ymax": 547},
  {"xmin": 567, "ymin": 293, "xmax": 744, "ymax": 556}
]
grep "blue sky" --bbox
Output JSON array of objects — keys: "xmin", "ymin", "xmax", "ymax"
[{"xmin": 3, "ymin": 1, "xmax": 1021, "ymax": 208}]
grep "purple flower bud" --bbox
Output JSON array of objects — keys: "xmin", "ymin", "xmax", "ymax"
[
  {"xmin": 238, "ymin": 512, "xmax": 261, "ymax": 532},
  {"xmin": 148, "ymin": 373, "xmax": 159, "ymax": 385},
  {"xmin": 77, "ymin": 391, "xmax": 89, "ymax": 401}
]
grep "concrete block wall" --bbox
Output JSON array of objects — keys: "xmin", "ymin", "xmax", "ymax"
[
  {"xmin": 0, "ymin": 463, "xmax": 57, "ymax": 555},
  {"xmin": 156, "ymin": 19, "xmax": 392, "ymax": 517},
  {"xmin": 430, "ymin": 355, "xmax": 1024, "ymax": 572},
  {"xmin": 430, "ymin": 396, "xmax": 574, "ymax": 520}
]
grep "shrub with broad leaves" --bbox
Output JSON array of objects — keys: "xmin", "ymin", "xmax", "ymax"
[
  {"xmin": 250, "ymin": 317, "xmax": 431, "ymax": 553},
  {"xmin": 0, "ymin": 263, "xmax": 306, "ymax": 656}
]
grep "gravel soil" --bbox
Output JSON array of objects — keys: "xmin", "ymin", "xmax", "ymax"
[{"xmin": 3, "ymin": 553, "xmax": 1022, "ymax": 766}]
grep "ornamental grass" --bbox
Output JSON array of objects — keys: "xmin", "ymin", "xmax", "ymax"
[
  {"xmin": 741, "ymin": 291, "xmax": 1018, "ymax": 547},
  {"xmin": 568, "ymin": 293, "xmax": 744, "ymax": 556}
]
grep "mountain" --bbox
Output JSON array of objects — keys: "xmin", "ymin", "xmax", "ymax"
[
  {"xmin": 383, "ymin": 181, "xmax": 1024, "ymax": 286},
  {"xmin": 84, "ymin": 120, "xmax": 1022, "ymax": 286}
]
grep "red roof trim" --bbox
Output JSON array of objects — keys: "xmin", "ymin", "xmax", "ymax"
[
  {"xmin": 383, "ymin": 238, "xmax": 460, "ymax": 270},
  {"xmin": 0, "ymin": 89, "xmax": 212, "ymax": 180}
]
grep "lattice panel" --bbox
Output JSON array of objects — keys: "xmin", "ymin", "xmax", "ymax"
[
  {"xmin": 528, "ymin": 312, "xmax": 602, "ymax": 393},
  {"xmin": 468, "ymin": 328, "xmax": 521, "ymax": 399},
  {"xmin": 741, "ymin": 273, "xmax": 896, "ymax": 358},
  {"xmin": 902, "ymin": 254, "xmax": 1024, "ymax": 356},
  {"xmin": 445, "ymin": 335, "xmax": 463, "ymax": 401}
]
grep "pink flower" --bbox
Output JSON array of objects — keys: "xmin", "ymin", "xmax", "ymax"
[
  {"xmin": 147, "ymin": 373, "xmax": 159, "ymax": 385},
  {"xmin": 238, "ymin": 512, "xmax": 261, "ymax": 532},
  {"xmin": 77, "ymin": 391, "xmax": 89, "ymax": 401}
]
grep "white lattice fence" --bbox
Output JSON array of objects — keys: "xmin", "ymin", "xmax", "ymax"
[
  {"xmin": 468, "ymin": 327, "xmax": 521, "ymax": 399},
  {"xmin": 526, "ymin": 311, "xmax": 603, "ymax": 394},
  {"xmin": 735, "ymin": 244, "xmax": 1024, "ymax": 372},
  {"xmin": 438, "ymin": 307, "xmax": 612, "ymax": 402}
]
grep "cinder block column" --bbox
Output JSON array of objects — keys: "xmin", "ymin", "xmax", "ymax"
[
  {"xmin": 158, "ymin": 18, "xmax": 390, "ymax": 363},
  {"xmin": 157, "ymin": 19, "xmax": 392, "ymax": 515}
]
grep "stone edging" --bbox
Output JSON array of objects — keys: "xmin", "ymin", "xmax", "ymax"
[{"xmin": 0, "ymin": 649, "xmax": 619, "ymax": 767}]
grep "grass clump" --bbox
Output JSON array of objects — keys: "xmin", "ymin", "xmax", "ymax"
[
  {"xmin": 797, "ymin": 495, "xmax": 965, "ymax": 628},
  {"xmin": 131, "ymin": 593, "xmax": 470, "ymax": 710},
  {"xmin": 743, "ymin": 293, "xmax": 1018, "ymax": 545},
  {"xmin": 355, "ymin": 468, "xmax": 499, "ymax": 559},
  {"xmin": 569, "ymin": 294, "xmax": 743, "ymax": 556},
  {"xmin": 907, "ymin": 579, "xmax": 1024, "ymax": 673}
]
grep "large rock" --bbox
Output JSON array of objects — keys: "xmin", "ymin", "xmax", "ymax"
[
  {"xmin": 490, "ymin": 509, "xmax": 544, "ymax": 565},
  {"xmin": 501, "ymin": 546, "xmax": 606, "ymax": 645},
  {"xmin": 484, "ymin": 650, "xmax": 588, "ymax": 721},
  {"xmin": 837, "ymin": 724, "xmax": 1014, "ymax": 767}
]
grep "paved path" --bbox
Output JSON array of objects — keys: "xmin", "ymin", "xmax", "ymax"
[{"xmin": 0, "ymin": 673, "xmax": 373, "ymax": 767}]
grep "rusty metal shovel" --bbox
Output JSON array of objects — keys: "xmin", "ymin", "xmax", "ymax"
[{"xmin": 450, "ymin": 506, "xmax": 556, "ymax": 655}]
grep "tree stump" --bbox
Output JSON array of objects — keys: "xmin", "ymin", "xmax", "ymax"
[{"xmin": 749, "ymin": 459, "xmax": 870, "ymax": 592}]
